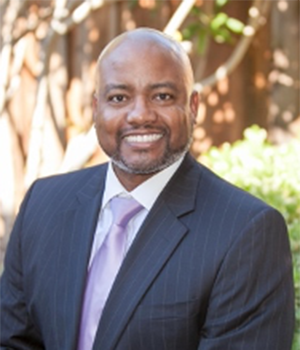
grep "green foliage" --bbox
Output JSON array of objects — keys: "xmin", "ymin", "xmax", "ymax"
[
  {"xmin": 200, "ymin": 125, "xmax": 300, "ymax": 349},
  {"xmin": 181, "ymin": 0, "xmax": 244, "ymax": 54},
  {"xmin": 216, "ymin": 0, "xmax": 228, "ymax": 8}
]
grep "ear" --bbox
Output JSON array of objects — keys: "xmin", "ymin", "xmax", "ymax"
[
  {"xmin": 92, "ymin": 93, "xmax": 98, "ymax": 122},
  {"xmin": 189, "ymin": 90, "xmax": 199, "ymax": 125}
]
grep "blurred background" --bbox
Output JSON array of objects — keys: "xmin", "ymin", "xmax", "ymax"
[{"xmin": 0, "ymin": 0, "xmax": 299, "ymax": 342}]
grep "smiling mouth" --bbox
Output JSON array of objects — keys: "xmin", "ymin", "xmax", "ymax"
[{"xmin": 124, "ymin": 134, "xmax": 163, "ymax": 143}]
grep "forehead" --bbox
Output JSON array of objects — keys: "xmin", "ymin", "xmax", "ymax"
[{"xmin": 98, "ymin": 37, "xmax": 188, "ymax": 88}]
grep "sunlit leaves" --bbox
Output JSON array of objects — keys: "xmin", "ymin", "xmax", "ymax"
[
  {"xmin": 181, "ymin": 0, "xmax": 245, "ymax": 54},
  {"xmin": 211, "ymin": 13, "xmax": 228, "ymax": 30},
  {"xmin": 226, "ymin": 18, "xmax": 244, "ymax": 33},
  {"xmin": 216, "ymin": 0, "xmax": 228, "ymax": 8}
]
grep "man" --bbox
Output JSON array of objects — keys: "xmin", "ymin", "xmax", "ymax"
[{"xmin": 0, "ymin": 28, "xmax": 295, "ymax": 350}]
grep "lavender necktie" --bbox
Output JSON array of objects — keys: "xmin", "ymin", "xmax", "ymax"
[{"xmin": 77, "ymin": 196, "xmax": 143, "ymax": 350}]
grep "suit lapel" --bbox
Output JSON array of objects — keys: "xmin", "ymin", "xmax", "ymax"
[
  {"xmin": 93, "ymin": 155, "xmax": 201, "ymax": 350},
  {"xmin": 52, "ymin": 165, "xmax": 107, "ymax": 350}
]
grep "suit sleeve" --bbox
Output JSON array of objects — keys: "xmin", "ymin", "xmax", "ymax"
[
  {"xmin": 0, "ymin": 184, "xmax": 44, "ymax": 350},
  {"xmin": 197, "ymin": 208, "xmax": 295, "ymax": 350}
]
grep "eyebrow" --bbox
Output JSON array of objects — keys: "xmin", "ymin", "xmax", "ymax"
[
  {"xmin": 103, "ymin": 81, "xmax": 178, "ymax": 95},
  {"xmin": 104, "ymin": 84, "xmax": 131, "ymax": 94},
  {"xmin": 149, "ymin": 82, "xmax": 178, "ymax": 92}
]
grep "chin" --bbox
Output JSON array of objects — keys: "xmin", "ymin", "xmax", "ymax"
[
  {"xmin": 112, "ymin": 149, "xmax": 187, "ymax": 175},
  {"xmin": 112, "ymin": 159, "xmax": 162, "ymax": 175}
]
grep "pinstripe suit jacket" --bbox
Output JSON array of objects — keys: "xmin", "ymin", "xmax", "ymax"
[{"xmin": 0, "ymin": 154, "xmax": 295, "ymax": 350}]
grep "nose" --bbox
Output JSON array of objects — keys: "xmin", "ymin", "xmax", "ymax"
[{"xmin": 126, "ymin": 96, "xmax": 157, "ymax": 125}]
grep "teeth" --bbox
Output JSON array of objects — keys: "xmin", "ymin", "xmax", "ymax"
[{"xmin": 125, "ymin": 134, "xmax": 162, "ymax": 143}]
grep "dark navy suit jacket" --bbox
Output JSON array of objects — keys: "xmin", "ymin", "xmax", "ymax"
[{"xmin": 0, "ymin": 154, "xmax": 295, "ymax": 349}]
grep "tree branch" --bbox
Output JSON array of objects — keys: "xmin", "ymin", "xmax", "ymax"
[
  {"xmin": 195, "ymin": 0, "xmax": 272, "ymax": 92},
  {"xmin": 0, "ymin": 0, "xmax": 27, "ymax": 115},
  {"xmin": 51, "ymin": 0, "xmax": 107, "ymax": 35},
  {"xmin": 163, "ymin": 0, "xmax": 197, "ymax": 36}
]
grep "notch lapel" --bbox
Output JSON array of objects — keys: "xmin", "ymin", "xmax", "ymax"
[
  {"xmin": 93, "ymin": 155, "xmax": 201, "ymax": 350},
  {"xmin": 52, "ymin": 165, "xmax": 107, "ymax": 350}
]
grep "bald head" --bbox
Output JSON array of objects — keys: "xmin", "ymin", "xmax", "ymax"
[{"xmin": 95, "ymin": 28, "xmax": 195, "ymax": 94}]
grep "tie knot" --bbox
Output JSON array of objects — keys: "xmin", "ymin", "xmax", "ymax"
[{"xmin": 110, "ymin": 196, "xmax": 143, "ymax": 228}]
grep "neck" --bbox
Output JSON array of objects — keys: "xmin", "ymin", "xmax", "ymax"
[{"xmin": 112, "ymin": 165, "xmax": 158, "ymax": 192}]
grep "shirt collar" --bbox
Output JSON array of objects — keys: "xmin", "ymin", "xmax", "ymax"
[{"xmin": 102, "ymin": 157, "xmax": 184, "ymax": 211}]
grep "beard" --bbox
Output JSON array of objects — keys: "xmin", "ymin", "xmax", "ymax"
[{"xmin": 110, "ymin": 132, "xmax": 193, "ymax": 175}]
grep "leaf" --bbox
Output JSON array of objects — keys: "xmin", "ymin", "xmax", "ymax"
[
  {"xmin": 216, "ymin": 0, "xmax": 228, "ymax": 9},
  {"xmin": 210, "ymin": 12, "xmax": 228, "ymax": 30},
  {"xmin": 213, "ymin": 27, "xmax": 232, "ymax": 43},
  {"xmin": 191, "ymin": 5, "xmax": 201, "ymax": 16},
  {"xmin": 226, "ymin": 18, "xmax": 245, "ymax": 33},
  {"xmin": 182, "ymin": 23, "xmax": 202, "ymax": 40}
]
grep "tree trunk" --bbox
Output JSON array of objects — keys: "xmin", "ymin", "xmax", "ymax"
[{"xmin": 268, "ymin": 0, "xmax": 300, "ymax": 142}]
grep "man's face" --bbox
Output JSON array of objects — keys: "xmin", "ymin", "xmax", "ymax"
[{"xmin": 94, "ymin": 39, "xmax": 198, "ymax": 178}]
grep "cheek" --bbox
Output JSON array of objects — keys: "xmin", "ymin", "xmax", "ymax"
[
  {"xmin": 95, "ymin": 108, "xmax": 121, "ymax": 135},
  {"xmin": 163, "ymin": 108, "xmax": 192, "ymax": 144},
  {"xmin": 94, "ymin": 111, "xmax": 119, "ymax": 152}
]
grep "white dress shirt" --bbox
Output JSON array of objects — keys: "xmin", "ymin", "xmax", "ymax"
[{"xmin": 88, "ymin": 157, "xmax": 184, "ymax": 267}]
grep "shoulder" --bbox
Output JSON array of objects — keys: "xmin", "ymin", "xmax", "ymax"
[
  {"xmin": 34, "ymin": 163, "xmax": 107, "ymax": 187},
  {"xmin": 19, "ymin": 163, "xmax": 108, "ymax": 216},
  {"xmin": 30, "ymin": 163, "xmax": 107, "ymax": 195},
  {"xmin": 182, "ymin": 154, "xmax": 279, "ymax": 219}
]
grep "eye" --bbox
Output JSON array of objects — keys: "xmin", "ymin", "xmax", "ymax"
[
  {"xmin": 155, "ymin": 93, "xmax": 173, "ymax": 101},
  {"xmin": 108, "ymin": 95, "xmax": 128, "ymax": 103}
]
